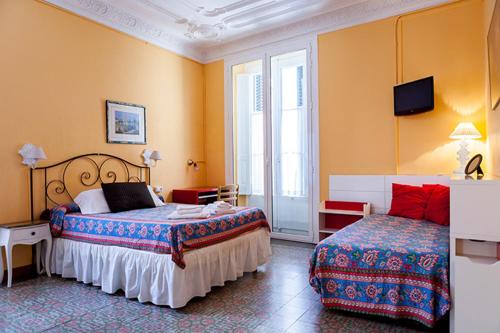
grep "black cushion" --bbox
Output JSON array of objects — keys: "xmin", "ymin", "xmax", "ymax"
[{"xmin": 101, "ymin": 182, "xmax": 155, "ymax": 213}]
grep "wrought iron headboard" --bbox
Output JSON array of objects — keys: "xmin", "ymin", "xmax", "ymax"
[{"xmin": 30, "ymin": 153, "xmax": 150, "ymax": 220}]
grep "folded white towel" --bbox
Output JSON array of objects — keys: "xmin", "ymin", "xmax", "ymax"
[
  {"xmin": 167, "ymin": 210, "xmax": 211, "ymax": 220},
  {"xmin": 213, "ymin": 201, "xmax": 232, "ymax": 209},
  {"xmin": 168, "ymin": 202, "xmax": 236, "ymax": 219},
  {"xmin": 177, "ymin": 204, "xmax": 205, "ymax": 211},
  {"xmin": 213, "ymin": 208, "xmax": 236, "ymax": 215},
  {"xmin": 177, "ymin": 208, "xmax": 203, "ymax": 215},
  {"xmin": 204, "ymin": 203, "xmax": 236, "ymax": 215}
]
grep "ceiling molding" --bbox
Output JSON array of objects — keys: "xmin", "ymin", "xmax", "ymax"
[
  {"xmin": 222, "ymin": 0, "xmax": 320, "ymax": 29},
  {"xmin": 43, "ymin": 0, "xmax": 451, "ymax": 64},
  {"xmin": 202, "ymin": 0, "xmax": 451, "ymax": 62},
  {"xmin": 183, "ymin": 0, "xmax": 262, "ymax": 17},
  {"xmin": 44, "ymin": 0, "xmax": 205, "ymax": 62}
]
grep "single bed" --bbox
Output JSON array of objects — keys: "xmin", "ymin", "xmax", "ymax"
[
  {"xmin": 30, "ymin": 153, "xmax": 271, "ymax": 308},
  {"xmin": 309, "ymin": 214, "xmax": 450, "ymax": 327}
]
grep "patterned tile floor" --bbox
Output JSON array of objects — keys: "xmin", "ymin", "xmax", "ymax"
[{"xmin": 0, "ymin": 240, "xmax": 444, "ymax": 333}]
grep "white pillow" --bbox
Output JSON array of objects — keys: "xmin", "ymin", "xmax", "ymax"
[
  {"xmin": 148, "ymin": 185, "xmax": 165, "ymax": 207},
  {"xmin": 75, "ymin": 186, "xmax": 163, "ymax": 214},
  {"xmin": 74, "ymin": 188, "xmax": 111, "ymax": 215}
]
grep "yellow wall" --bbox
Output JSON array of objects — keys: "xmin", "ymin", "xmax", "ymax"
[
  {"xmin": 0, "ymin": 0, "xmax": 206, "ymax": 268},
  {"xmin": 204, "ymin": 61, "xmax": 226, "ymax": 185},
  {"xmin": 486, "ymin": 0, "xmax": 500, "ymax": 175},
  {"xmin": 397, "ymin": 1, "xmax": 486, "ymax": 175},
  {"xmin": 319, "ymin": 0, "xmax": 486, "ymax": 199},
  {"xmin": 318, "ymin": 17, "xmax": 398, "ymax": 200}
]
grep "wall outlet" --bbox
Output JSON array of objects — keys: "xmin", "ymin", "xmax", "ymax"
[{"xmin": 154, "ymin": 185, "xmax": 163, "ymax": 193}]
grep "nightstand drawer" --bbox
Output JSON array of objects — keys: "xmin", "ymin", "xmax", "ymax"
[{"xmin": 12, "ymin": 225, "xmax": 49, "ymax": 242}]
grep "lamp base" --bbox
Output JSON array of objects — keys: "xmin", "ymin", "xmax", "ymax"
[{"xmin": 454, "ymin": 139, "xmax": 470, "ymax": 175}]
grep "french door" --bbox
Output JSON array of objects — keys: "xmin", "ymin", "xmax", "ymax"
[{"xmin": 225, "ymin": 39, "xmax": 317, "ymax": 242}]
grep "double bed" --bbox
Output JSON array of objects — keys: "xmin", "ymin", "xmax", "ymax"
[
  {"xmin": 31, "ymin": 153, "xmax": 271, "ymax": 308},
  {"xmin": 50, "ymin": 203, "xmax": 269, "ymax": 269}
]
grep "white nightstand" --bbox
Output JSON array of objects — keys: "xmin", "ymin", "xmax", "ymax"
[
  {"xmin": 0, "ymin": 221, "xmax": 52, "ymax": 287},
  {"xmin": 450, "ymin": 175, "xmax": 500, "ymax": 332}
]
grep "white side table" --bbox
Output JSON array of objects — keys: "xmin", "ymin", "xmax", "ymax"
[{"xmin": 0, "ymin": 221, "xmax": 52, "ymax": 287}]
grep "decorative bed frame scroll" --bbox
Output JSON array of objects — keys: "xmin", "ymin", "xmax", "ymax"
[{"xmin": 30, "ymin": 153, "xmax": 150, "ymax": 221}]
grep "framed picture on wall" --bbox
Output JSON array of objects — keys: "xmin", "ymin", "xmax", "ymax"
[
  {"xmin": 488, "ymin": 0, "xmax": 500, "ymax": 110},
  {"xmin": 106, "ymin": 100, "xmax": 146, "ymax": 144}
]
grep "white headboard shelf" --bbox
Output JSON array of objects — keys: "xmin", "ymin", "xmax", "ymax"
[{"xmin": 329, "ymin": 175, "xmax": 450, "ymax": 214}]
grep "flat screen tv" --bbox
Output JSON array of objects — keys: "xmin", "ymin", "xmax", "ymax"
[{"xmin": 394, "ymin": 76, "xmax": 434, "ymax": 116}]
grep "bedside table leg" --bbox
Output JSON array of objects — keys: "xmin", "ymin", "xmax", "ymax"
[
  {"xmin": 6, "ymin": 243, "xmax": 13, "ymax": 288},
  {"xmin": 0, "ymin": 246, "xmax": 3, "ymax": 285},
  {"xmin": 36, "ymin": 242, "xmax": 42, "ymax": 274},
  {"xmin": 44, "ymin": 238, "xmax": 52, "ymax": 277}
]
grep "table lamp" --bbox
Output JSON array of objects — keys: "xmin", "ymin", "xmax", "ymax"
[{"xmin": 449, "ymin": 122, "xmax": 481, "ymax": 174}]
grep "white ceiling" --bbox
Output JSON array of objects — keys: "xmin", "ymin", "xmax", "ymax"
[{"xmin": 44, "ymin": 0, "xmax": 450, "ymax": 63}]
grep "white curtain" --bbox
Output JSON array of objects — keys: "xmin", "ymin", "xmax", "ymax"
[
  {"xmin": 279, "ymin": 108, "xmax": 306, "ymax": 197},
  {"xmin": 250, "ymin": 112, "xmax": 264, "ymax": 195},
  {"xmin": 236, "ymin": 73, "xmax": 264, "ymax": 196},
  {"xmin": 275, "ymin": 65, "xmax": 307, "ymax": 198},
  {"xmin": 236, "ymin": 74, "xmax": 251, "ymax": 195},
  {"xmin": 236, "ymin": 63, "xmax": 307, "ymax": 199}
]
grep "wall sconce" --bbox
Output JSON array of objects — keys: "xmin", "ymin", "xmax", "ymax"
[
  {"xmin": 449, "ymin": 122, "xmax": 481, "ymax": 174},
  {"xmin": 19, "ymin": 144, "xmax": 47, "ymax": 169},
  {"xmin": 142, "ymin": 149, "xmax": 162, "ymax": 167},
  {"xmin": 187, "ymin": 159, "xmax": 205, "ymax": 171}
]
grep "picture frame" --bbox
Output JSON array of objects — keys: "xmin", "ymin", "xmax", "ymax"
[
  {"xmin": 488, "ymin": 0, "xmax": 500, "ymax": 110},
  {"xmin": 465, "ymin": 154, "xmax": 484, "ymax": 178},
  {"xmin": 106, "ymin": 100, "xmax": 146, "ymax": 144}
]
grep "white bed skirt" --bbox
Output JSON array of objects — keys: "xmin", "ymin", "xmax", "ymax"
[{"xmin": 50, "ymin": 228, "xmax": 271, "ymax": 308}]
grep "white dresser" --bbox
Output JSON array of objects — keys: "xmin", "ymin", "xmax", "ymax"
[{"xmin": 450, "ymin": 175, "xmax": 500, "ymax": 333}]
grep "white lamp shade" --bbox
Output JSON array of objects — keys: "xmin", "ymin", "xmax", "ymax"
[
  {"xmin": 19, "ymin": 143, "xmax": 47, "ymax": 168},
  {"xmin": 33, "ymin": 147, "xmax": 47, "ymax": 160},
  {"xmin": 449, "ymin": 122, "xmax": 481, "ymax": 140},
  {"xmin": 150, "ymin": 150, "xmax": 162, "ymax": 161}
]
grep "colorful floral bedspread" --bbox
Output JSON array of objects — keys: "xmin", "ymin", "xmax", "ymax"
[
  {"xmin": 309, "ymin": 214, "xmax": 450, "ymax": 327},
  {"xmin": 50, "ymin": 203, "xmax": 269, "ymax": 269}
]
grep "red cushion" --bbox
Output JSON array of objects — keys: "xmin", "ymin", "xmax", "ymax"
[
  {"xmin": 423, "ymin": 184, "xmax": 450, "ymax": 226},
  {"xmin": 388, "ymin": 183, "xmax": 429, "ymax": 220}
]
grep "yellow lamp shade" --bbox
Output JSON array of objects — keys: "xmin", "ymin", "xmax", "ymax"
[{"xmin": 449, "ymin": 122, "xmax": 481, "ymax": 140}]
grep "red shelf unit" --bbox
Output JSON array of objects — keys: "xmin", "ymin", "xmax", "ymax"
[
  {"xmin": 318, "ymin": 200, "xmax": 370, "ymax": 241},
  {"xmin": 172, "ymin": 187, "xmax": 218, "ymax": 205}
]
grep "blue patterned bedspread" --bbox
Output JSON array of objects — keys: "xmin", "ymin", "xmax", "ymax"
[
  {"xmin": 309, "ymin": 214, "xmax": 450, "ymax": 327},
  {"xmin": 50, "ymin": 203, "xmax": 269, "ymax": 268}
]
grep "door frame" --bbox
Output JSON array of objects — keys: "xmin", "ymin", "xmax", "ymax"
[{"xmin": 223, "ymin": 34, "xmax": 319, "ymax": 243}]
